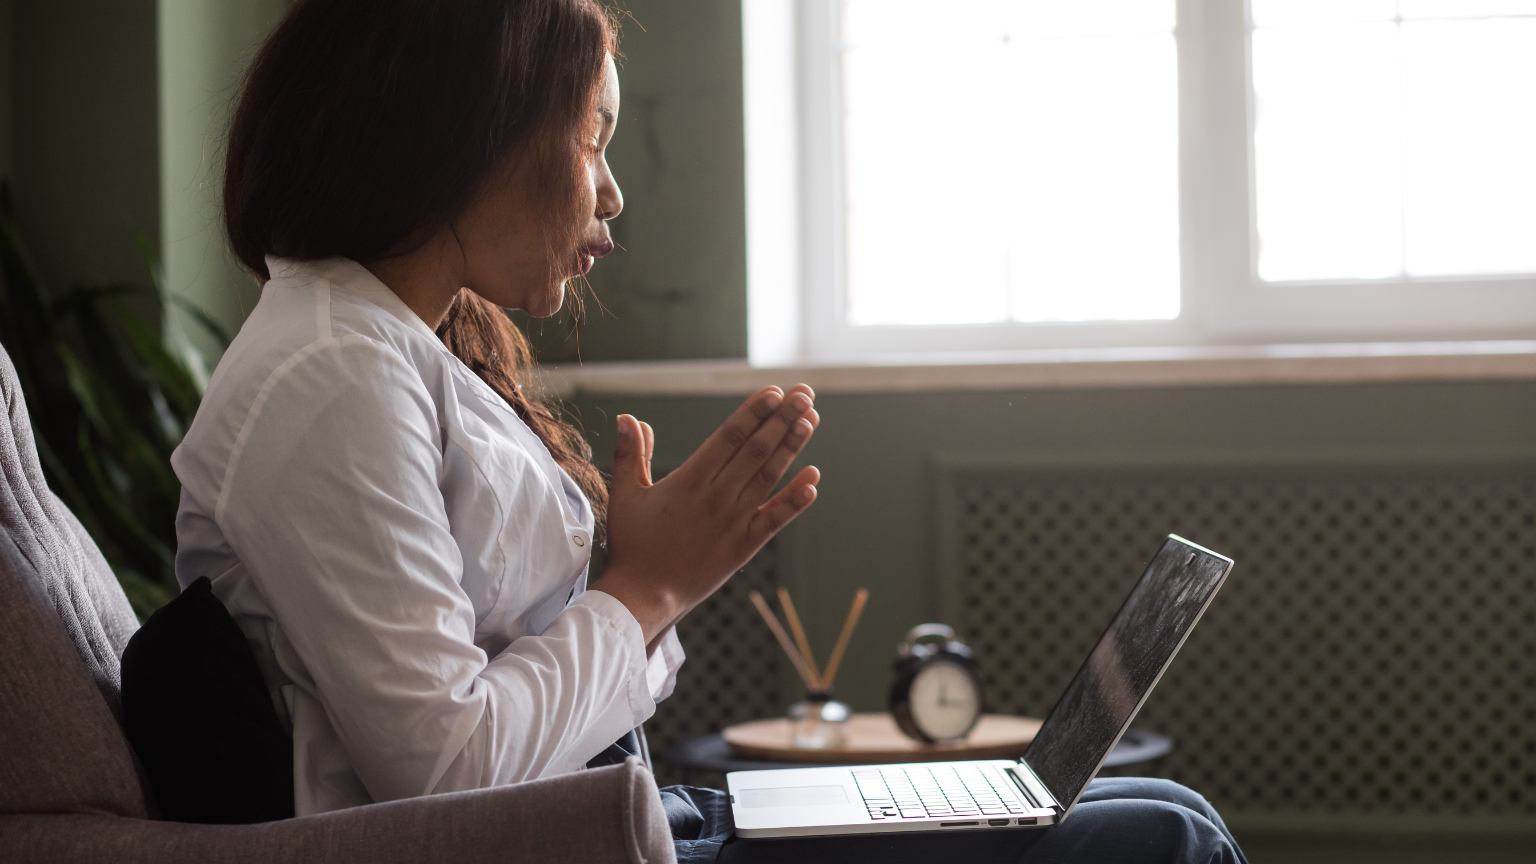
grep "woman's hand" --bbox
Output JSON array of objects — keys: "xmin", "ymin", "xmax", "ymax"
[{"xmin": 596, "ymin": 385, "xmax": 821, "ymax": 644}]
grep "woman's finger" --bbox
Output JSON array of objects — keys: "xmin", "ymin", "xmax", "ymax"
[
  {"xmin": 684, "ymin": 386, "xmax": 784, "ymax": 478},
  {"xmin": 737, "ymin": 407, "xmax": 818, "ymax": 503},
  {"xmin": 612, "ymin": 414, "xmax": 647, "ymax": 487},
  {"xmin": 747, "ymin": 465, "xmax": 820, "ymax": 548},
  {"xmin": 641, "ymin": 420, "xmax": 655, "ymax": 486},
  {"xmin": 712, "ymin": 386, "xmax": 815, "ymax": 494}
]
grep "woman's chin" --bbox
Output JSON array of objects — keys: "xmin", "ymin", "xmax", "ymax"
[{"xmin": 527, "ymin": 281, "xmax": 568, "ymax": 318}]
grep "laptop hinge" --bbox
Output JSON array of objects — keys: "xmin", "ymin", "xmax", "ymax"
[{"xmin": 1005, "ymin": 763, "xmax": 1059, "ymax": 813}]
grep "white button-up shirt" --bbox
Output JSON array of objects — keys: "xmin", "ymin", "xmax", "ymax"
[{"xmin": 171, "ymin": 256, "xmax": 683, "ymax": 815}]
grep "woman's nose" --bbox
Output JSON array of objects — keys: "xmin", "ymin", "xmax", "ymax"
[{"xmin": 597, "ymin": 161, "xmax": 624, "ymax": 221}]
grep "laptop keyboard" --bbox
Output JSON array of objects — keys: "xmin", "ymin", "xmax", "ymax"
[{"xmin": 854, "ymin": 764, "xmax": 1029, "ymax": 821}]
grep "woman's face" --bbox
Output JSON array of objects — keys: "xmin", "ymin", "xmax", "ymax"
[{"xmin": 454, "ymin": 56, "xmax": 623, "ymax": 317}]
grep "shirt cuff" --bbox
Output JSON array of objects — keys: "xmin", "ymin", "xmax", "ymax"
[
  {"xmin": 647, "ymin": 626, "xmax": 686, "ymax": 703},
  {"xmin": 573, "ymin": 589, "xmax": 658, "ymax": 723}
]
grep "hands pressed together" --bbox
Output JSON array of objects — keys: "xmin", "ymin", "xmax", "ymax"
[{"xmin": 595, "ymin": 384, "xmax": 821, "ymax": 645}]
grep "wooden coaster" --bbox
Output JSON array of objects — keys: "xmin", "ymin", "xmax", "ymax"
[{"xmin": 722, "ymin": 713, "xmax": 1042, "ymax": 764}]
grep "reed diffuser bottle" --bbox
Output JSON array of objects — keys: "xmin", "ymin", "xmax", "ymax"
[{"xmin": 750, "ymin": 587, "xmax": 868, "ymax": 750}]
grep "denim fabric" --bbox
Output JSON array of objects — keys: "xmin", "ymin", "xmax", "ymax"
[{"xmin": 665, "ymin": 776, "xmax": 1247, "ymax": 864}]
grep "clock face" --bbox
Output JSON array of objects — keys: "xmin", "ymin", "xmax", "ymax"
[{"xmin": 909, "ymin": 658, "xmax": 981, "ymax": 740}]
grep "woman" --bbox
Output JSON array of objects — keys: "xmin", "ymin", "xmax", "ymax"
[{"xmin": 176, "ymin": 1, "xmax": 1246, "ymax": 861}]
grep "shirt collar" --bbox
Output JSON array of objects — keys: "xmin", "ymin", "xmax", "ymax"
[{"xmin": 265, "ymin": 254, "xmax": 445, "ymax": 346}]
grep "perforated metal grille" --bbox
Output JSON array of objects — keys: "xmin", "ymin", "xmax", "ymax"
[
  {"xmin": 645, "ymin": 541, "xmax": 786, "ymax": 786},
  {"xmin": 947, "ymin": 464, "xmax": 1536, "ymax": 818}
]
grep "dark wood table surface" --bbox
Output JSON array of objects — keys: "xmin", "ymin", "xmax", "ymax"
[{"xmin": 660, "ymin": 727, "xmax": 1174, "ymax": 785}]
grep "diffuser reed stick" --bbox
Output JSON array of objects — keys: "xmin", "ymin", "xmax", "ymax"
[
  {"xmin": 749, "ymin": 587, "xmax": 870, "ymax": 695},
  {"xmin": 749, "ymin": 590, "xmax": 821, "ymax": 691},
  {"xmin": 818, "ymin": 587, "xmax": 869, "ymax": 692},
  {"xmin": 777, "ymin": 588, "xmax": 822, "ymax": 690}
]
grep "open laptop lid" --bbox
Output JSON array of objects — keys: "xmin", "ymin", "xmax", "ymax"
[{"xmin": 1022, "ymin": 535, "xmax": 1234, "ymax": 816}]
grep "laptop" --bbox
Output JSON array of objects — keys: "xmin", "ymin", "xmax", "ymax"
[{"xmin": 727, "ymin": 534, "xmax": 1233, "ymax": 839}]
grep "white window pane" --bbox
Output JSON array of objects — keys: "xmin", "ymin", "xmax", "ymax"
[
  {"xmin": 1251, "ymin": 0, "xmax": 1396, "ymax": 27},
  {"xmin": 1007, "ymin": 35, "xmax": 1180, "ymax": 321},
  {"xmin": 1401, "ymin": 19, "xmax": 1536, "ymax": 275},
  {"xmin": 1009, "ymin": 0, "xmax": 1173, "ymax": 36},
  {"xmin": 843, "ymin": 0, "xmax": 1011, "ymax": 325},
  {"xmin": 1399, "ymin": 0, "xmax": 1536, "ymax": 19},
  {"xmin": 1252, "ymin": 24, "xmax": 1402, "ymax": 281},
  {"xmin": 842, "ymin": 0, "xmax": 1177, "ymax": 326}
]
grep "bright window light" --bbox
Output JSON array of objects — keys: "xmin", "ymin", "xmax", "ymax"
[
  {"xmin": 841, "ymin": 0, "xmax": 1180, "ymax": 327},
  {"xmin": 755, "ymin": 0, "xmax": 1536, "ymax": 360},
  {"xmin": 1252, "ymin": 0, "xmax": 1536, "ymax": 282}
]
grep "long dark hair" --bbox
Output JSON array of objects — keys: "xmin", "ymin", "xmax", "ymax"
[{"xmin": 224, "ymin": 0, "xmax": 615, "ymax": 527}]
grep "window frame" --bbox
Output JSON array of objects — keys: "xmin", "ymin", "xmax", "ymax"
[{"xmin": 745, "ymin": 0, "xmax": 1536, "ymax": 366}]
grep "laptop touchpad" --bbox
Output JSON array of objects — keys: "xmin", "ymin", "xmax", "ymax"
[{"xmin": 739, "ymin": 785, "xmax": 848, "ymax": 807}]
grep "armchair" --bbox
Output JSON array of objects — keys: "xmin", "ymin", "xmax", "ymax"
[{"xmin": 0, "ymin": 343, "xmax": 675, "ymax": 863}]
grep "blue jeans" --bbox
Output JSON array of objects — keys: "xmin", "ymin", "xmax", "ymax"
[{"xmin": 665, "ymin": 776, "xmax": 1247, "ymax": 864}]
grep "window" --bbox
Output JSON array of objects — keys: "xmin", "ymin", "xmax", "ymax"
[
  {"xmin": 1252, "ymin": 0, "xmax": 1536, "ymax": 281},
  {"xmin": 743, "ymin": 0, "xmax": 1536, "ymax": 365}
]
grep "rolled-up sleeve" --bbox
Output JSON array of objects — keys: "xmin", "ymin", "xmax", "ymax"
[
  {"xmin": 647, "ymin": 626, "xmax": 686, "ymax": 703},
  {"xmin": 214, "ymin": 336, "xmax": 654, "ymax": 801}
]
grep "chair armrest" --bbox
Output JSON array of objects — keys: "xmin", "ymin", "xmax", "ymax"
[{"xmin": 0, "ymin": 757, "xmax": 675, "ymax": 864}]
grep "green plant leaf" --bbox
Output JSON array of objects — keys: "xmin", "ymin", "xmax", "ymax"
[
  {"xmin": 72, "ymin": 420, "xmax": 175, "ymax": 580},
  {"xmin": 1, "ymin": 187, "xmax": 229, "ymax": 615},
  {"xmin": 111, "ymin": 300, "xmax": 204, "ymax": 422},
  {"xmin": 113, "ymin": 565, "xmax": 173, "ymax": 621},
  {"xmin": 167, "ymin": 293, "xmax": 236, "ymax": 349},
  {"xmin": 56, "ymin": 346, "xmax": 114, "ymax": 435}
]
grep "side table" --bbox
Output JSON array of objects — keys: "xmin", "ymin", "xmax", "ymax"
[{"xmin": 660, "ymin": 726, "xmax": 1174, "ymax": 789}]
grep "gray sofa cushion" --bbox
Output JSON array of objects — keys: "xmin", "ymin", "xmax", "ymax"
[
  {"xmin": 0, "ymin": 343, "xmax": 149, "ymax": 817},
  {"xmin": 0, "ymin": 346, "xmax": 139, "ymax": 714},
  {"xmin": 1, "ymin": 756, "xmax": 676, "ymax": 864},
  {"xmin": 0, "ymin": 526, "xmax": 148, "ymax": 817}
]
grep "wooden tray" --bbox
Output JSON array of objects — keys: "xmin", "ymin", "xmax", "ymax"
[{"xmin": 722, "ymin": 713, "xmax": 1042, "ymax": 764}]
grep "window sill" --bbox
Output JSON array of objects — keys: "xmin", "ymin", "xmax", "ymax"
[{"xmin": 537, "ymin": 340, "xmax": 1536, "ymax": 398}]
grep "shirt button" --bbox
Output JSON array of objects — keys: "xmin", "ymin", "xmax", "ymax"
[{"xmin": 572, "ymin": 534, "xmax": 586, "ymax": 547}]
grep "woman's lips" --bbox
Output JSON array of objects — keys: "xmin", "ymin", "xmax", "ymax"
[{"xmin": 578, "ymin": 239, "xmax": 613, "ymax": 276}]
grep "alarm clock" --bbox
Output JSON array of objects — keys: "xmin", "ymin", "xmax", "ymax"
[{"xmin": 888, "ymin": 623, "xmax": 983, "ymax": 743}]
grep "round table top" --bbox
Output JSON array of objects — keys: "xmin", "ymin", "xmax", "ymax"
[
  {"xmin": 664, "ymin": 721, "xmax": 1173, "ymax": 775},
  {"xmin": 723, "ymin": 713, "xmax": 1043, "ymax": 763}
]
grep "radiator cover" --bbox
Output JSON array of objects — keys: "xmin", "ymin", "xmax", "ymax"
[{"xmin": 939, "ymin": 460, "xmax": 1535, "ymax": 820}]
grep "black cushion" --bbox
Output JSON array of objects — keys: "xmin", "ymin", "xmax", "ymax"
[{"xmin": 120, "ymin": 576, "xmax": 294, "ymax": 823}]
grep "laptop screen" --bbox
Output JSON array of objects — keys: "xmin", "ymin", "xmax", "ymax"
[{"xmin": 1023, "ymin": 536, "xmax": 1232, "ymax": 814}]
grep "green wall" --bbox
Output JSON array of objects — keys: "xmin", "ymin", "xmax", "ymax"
[
  {"xmin": 0, "ymin": 0, "xmax": 742, "ymax": 363},
  {"xmin": 3, "ymin": 0, "xmax": 743, "ymax": 361},
  {"xmin": 573, "ymin": 379, "xmax": 1536, "ymax": 714},
  {"xmin": 522, "ymin": 0, "xmax": 749, "ymax": 363},
  {"xmin": 157, "ymin": 0, "xmax": 289, "ymax": 363},
  {"xmin": 2, "ymin": 0, "xmax": 284, "ymax": 363},
  {"xmin": 573, "ymin": 378, "xmax": 1536, "ymax": 862},
  {"xmin": 8, "ymin": 0, "xmax": 160, "ymax": 292},
  {"xmin": 0, "ymin": 0, "xmax": 13, "ymax": 182}
]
